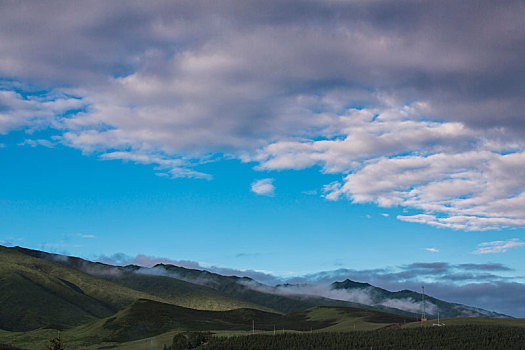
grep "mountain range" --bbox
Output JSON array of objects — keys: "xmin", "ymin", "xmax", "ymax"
[{"xmin": 0, "ymin": 244, "xmax": 508, "ymax": 335}]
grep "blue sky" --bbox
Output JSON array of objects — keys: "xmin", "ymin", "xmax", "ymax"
[
  {"xmin": 1, "ymin": 130, "xmax": 523, "ymax": 278},
  {"xmin": 1, "ymin": 0, "xmax": 525, "ymax": 316}
]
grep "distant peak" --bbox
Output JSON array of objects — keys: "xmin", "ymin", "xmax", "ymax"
[
  {"xmin": 122, "ymin": 264, "xmax": 142, "ymax": 271},
  {"xmin": 332, "ymin": 279, "xmax": 372, "ymax": 289}
]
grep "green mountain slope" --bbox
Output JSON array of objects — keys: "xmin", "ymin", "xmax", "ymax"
[
  {"xmin": 70, "ymin": 299, "xmax": 336, "ymax": 344},
  {"xmin": 147, "ymin": 264, "xmax": 419, "ymax": 317},
  {"xmin": 0, "ymin": 246, "xmax": 265, "ymax": 332},
  {"xmin": 0, "ymin": 244, "xmax": 509, "ymax": 337},
  {"xmin": 10, "ymin": 246, "xmax": 273, "ymax": 311},
  {"xmin": 302, "ymin": 306, "xmax": 417, "ymax": 332},
  {"xmin": 99, "ymin": 270, "xmax": 269, "ymax": 312},
  {"xmin": 7, "ymin": 245, "xmax": 419, "ymax": 318},
  {"xmin": 0, "ymin": 246, "xmax": 160, "ymax": 331},
  {"xmin": 0, "ymin": 302, "xmax": 419, "ymax": 349}
]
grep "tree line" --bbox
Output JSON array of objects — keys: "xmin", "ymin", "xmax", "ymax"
[{"xmin": 163, "ymin": 325, "xmax": 525, "ymax": 350}]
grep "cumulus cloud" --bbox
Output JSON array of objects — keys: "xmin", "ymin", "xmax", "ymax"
[
  {"xmin": 257, "ymin": 105, "xmax": 525, "ymax": 230},
  {"xmin": 1, "ymin": 1, "xmax": 525, "ymax": 230},
  {"xmin": 251, "ymin": 178, "xmax": 275, "ymax": 196},
  {"xmin": 473, "ymin": 238, "xmax": 525, "ymax": 254},
  {"xmin": 0, "ymin": 82, "xmax": 85, "ymax": 134},
  {"xmin": 424, "ymin": 248, "xmax": 439, "ymax": 253}
]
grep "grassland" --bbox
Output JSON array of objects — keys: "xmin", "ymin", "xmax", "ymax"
[
  {"xmin": 403, "ymin": 316, "xmax": 525, "ymax": 328},
  {"xmin": 0, "ymin": 303, "xmax": 523, "ymax": 349},
  {"xmin": 1, "ymin": 245, "xmax": 523, "ymax": 349},
  {"xmin": 0, "ymin": 302, "xmax": 419, "ymax": 349},
  {"xmin": 302, "ymin": 306, "xmax": 416, "ymax": 332}
]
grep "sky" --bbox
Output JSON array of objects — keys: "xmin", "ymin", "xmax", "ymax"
[{"xmin": 1, "ymin": 0, "xmax": 525, "ymax": 316}]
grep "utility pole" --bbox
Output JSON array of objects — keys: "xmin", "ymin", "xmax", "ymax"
[
  {"xmin": 421, "ymin": 286, "xmax": 427, "ymax": 322},
  {"xmin": 274, "ymin": 325, "xmax": 276, "ymax": 335},
  {"xmin": 252, "ymin": 320, "xmax": 254, "ymax": 335}
]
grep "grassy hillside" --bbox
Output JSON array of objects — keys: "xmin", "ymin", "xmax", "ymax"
[
  {"xmin": 0, "ymin": 302, "xmax": 419, "ymax": 349},
  {"xmin": 6, "ymin": 245, "xmax": 420, "ymax": 318},
  {"xmin": 11, "ymin": 247, "xmax": 266, "ymax": 312},
  {"xmin": 0, "ymin": 246, "xmax": 161, "ymax": 331},
  {"xmin": 149, "ymin": 264, "xmax": 419, "ymax": 317},
  {"xmin": 67, "ymin": 299, "xmax": 336, "ymax": 344},
  {"xmin": 0, "ymin": 246, "xmax": 266, "ymax": 332},
  {"xmin": 301, "ymin": 306, "xmax": 417, "ymax": 332},
  {"xmin": 0, "ymin": 245, "xmax": 417, "ymax": 334},
  {"xmin": 0, "ymin": 303, "xmax": 522, "ymax": 349},
  {"xmin": 1, "ymin": 245, "xmax": 519, "ymax": 349}
]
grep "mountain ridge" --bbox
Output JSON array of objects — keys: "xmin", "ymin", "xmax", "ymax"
[{"xmin": 0, "ymin": 244, "xmax": 509, "ymax": 334}]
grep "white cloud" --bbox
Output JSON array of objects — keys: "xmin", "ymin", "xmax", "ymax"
[
  {"xmin": 0, "ymin": 1, "xmax": 525, "ymax": 232},
  {"xmin": 42, "ymin": 243, "xmax": 83, "ymax": 248},
  {"xmin": 322, "ymin": 181, "xmax": 343, "ymax": 201},
  {"xmin": 0, "ymin": 85, "xmax": 85, "ymax": 134},
  {"xmin": 18, "ymin": 139, "xmax": 56, "ymax": 148},
  {"xmin": 256, "ymin": 104, "xmax": 525, "ymax": 230},
  {"xmin": 381, "ymin": 298, "xmax": 437, "ymax": 316},
  {"xmin": 473, "ymin": 239, "xmax": 525, "ymax": 254},
  {"xmin": 74, "ymin": 233, "xmax": 96, "ymax": 239},
  {"xmin": 99, "ymin": 151, "xmax": 212, "ymax": 180},
  {"xmin": 251, "ymin": 178, "xmax": 275, "ymax": 196},
  {"xmin": 424, "ymin": 248, "xmax": 440, "ymax": 253},
  {"xmin": 302, "ymin": 190, "xmax": 318, "ymax": 196}
]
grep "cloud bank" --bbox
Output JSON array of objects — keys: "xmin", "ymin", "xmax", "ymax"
[{"xmin": 1, "ymin": 0, "xmax": 525, "ymax": 230}]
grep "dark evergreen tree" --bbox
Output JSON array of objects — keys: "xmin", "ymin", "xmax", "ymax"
[
  {"xmin": 46, "ymin": 331, "xmax": 64, "ymax": 350},
  {"xmin": 171, "ymin": 333, "xmax": 189, "ymax": 350}
]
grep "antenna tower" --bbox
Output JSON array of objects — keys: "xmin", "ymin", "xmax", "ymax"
[{"xmin": 421, "ymin": 286, "xmax": 427, "ymax": 322}]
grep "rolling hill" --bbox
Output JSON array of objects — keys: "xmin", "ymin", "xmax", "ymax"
[
  {"xmin": 5, "ymin": 245, "xmax": 421, "ymax": 319},
  {"xmin": 0, "ymin": 246, "xmax": 262, "ymax": 331},
  {"xmin": 0, "ymin": 244, "xmax": 514, "ymax": 349},
  {"xmin": 0, "ymin": 301, "xmax": 419, "ymax": 349},
  {"xmin": 139, "ymin": 263, "xmax": 418, "ymax": 316}
]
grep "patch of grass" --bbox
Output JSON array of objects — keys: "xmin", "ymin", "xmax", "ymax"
[
  {"xmin": 301, "ymin": 306, "xmax": 417, "ymax": 332},
  {"xmin": 403, "ymin": 317, "xmax": 525, "ymax": 328},
  {"xmin": 66, "ymin": 299, "xmax": 337, "ymax": 343}
]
